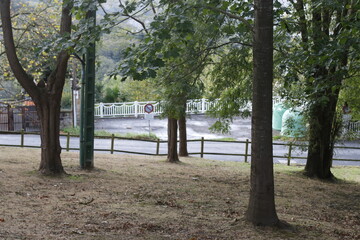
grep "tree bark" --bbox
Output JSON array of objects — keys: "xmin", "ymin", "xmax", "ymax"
[
  {"xmin": 246, "ymin": 0, "xmax": 279, "ymax": 226},
  {"xmin": 0, "ymin": 0, "xmax": 72, "ymax": 175},
  {"xmin": 305, "ymin": 102, "xmax": 335, "ymax": 179},
  {"xmin": 178, "ymin": 115, "xmax": 188, "ymax": 157},
  {"xmin": 37, "ymin": 93, "xmax": 64, "ymax": 174},
  {"xmin": 167, "ymin": 117, "xmax": 179, "ymax": 162}
]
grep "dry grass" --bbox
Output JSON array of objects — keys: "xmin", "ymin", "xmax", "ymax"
[{"xmin": 0, "ymin": 146, "xmax": 359, "ymax": 240}]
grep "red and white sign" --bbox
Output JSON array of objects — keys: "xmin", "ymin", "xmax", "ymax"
[{"xmin": 144, "ymin": 104, "xmax": 154, "ymax": 113}]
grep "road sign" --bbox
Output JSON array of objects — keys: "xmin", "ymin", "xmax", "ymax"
[
  {"xmin": 144, "ymin": 112, "xmax": 154, "ymax": 120},
  {"xmin": 144, "ymin": 104, "xmax": 154, "ymax": 113}
]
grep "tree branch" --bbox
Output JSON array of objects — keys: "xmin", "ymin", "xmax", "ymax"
[
  {"xmin": 0, "ymin": 0, "xmax": 39, "ymax": 99},
  {"xmin": 202, "ymin": 5, "xmax": 253, "ymax": 32},
  {"xmin": 118, "ymin": 0, "xmax": 150, "ymax": 34},
  {"xmin": 290, "ymin": 0, "xmax": 308, "ymax": 45},
  {"xmin": 48, "ymin": 0, "xmax": 73, "ymax": 92}
]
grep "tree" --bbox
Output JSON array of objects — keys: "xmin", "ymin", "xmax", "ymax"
[
  {"xmin": 276, "ymin": 0, "xmax": 360, "ymax": 179},
  {"xmin": 0, "ymin": 0, "xmax": 72, "ymax": 175},
  {"xmin": 107, "ymin": 0, "xmax": 282, "ymax": 224},
  {"xmin": 245, "ymin": 0, "xmax": 279, "ymax": 226},
  {"xmin": 116, "ymin": 0, "xmax": 217, "ymax": 162}
]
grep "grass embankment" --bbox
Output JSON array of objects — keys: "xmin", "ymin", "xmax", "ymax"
[
  {"xmin": 61, "ymin": 126, "xmax": 159, "ymax": 141},
  {"xmin": 0, "ymin": 147, "xmax": 359, "ymax": 239}
]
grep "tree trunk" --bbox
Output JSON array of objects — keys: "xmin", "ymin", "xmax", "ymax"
[
  {"xmin": 178, "ymin": 115, "xmax": 188, "ymax": 157},
  {"xmin": 167, "ymin": 117, "xmax": 179, "ymax": 162},
  {"xmin": 37, "ymin": 93, "xmax": 65, "ymax": 175},
  {"xmin": 305, "ymin": 91, "xmax": 339, "ymax": 179},
  {"xmin": 246, "ymin": 0, "xmax": 279, "ymax": 226}
]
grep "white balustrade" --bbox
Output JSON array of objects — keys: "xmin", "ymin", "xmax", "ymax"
[
  {"xmin": 94, "ymin": 99, "xmax": 360, "ymax": 133},
  {"xmin": 95, "ymin": 99, "xmax": 215, "ymax": 117},
  {"xmin": 348, "ymin": 121, "xmax": 360, "ymax": 132},
  {"xmin": 94, "ymin": 98, "xmax": 284, "ymax": 117}
]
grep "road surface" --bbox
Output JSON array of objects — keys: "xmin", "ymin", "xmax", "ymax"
[{"xmin": 0, "ymin": 115, "xmax": 359, "ymax": 167}]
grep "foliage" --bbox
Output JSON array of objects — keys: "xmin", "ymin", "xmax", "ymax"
[
  {"xmin": 103, "ymin": 85, "xmax": 121, "ymax": 102},
  {"xmin": 0, "ymin": 0, "xmax": 62, "ymax": 100},
  {"xmin": 95, "ymin": 77, "xmax": 160, "ymax": 102},
  {"xmin": 206, "ymin": 48, "xmax": 252, "ymax": 132},
  {"xmin": 114, "ymin": 0, "xmax": 257, "ymax": 123},
  {"xmin": 61, "ymin": 91, "xmax": 72, "ymax": 109},
  {"xmin": 339, "ymin": 77, "xmax": 360, "ymax": 121},
  {"xmin": 275, "ymin": 0, "xmax": 360, "ymax": 110}
]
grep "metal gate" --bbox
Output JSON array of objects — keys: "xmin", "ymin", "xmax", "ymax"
[
  {"xmin": 0, "ymin": 103, "xmax": 40, "ymax": 132},
  {"xmin": 0, "ymin": 104, "xmax": 9, "ymax": 131}
]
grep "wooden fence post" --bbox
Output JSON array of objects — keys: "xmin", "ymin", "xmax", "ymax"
[
  {"xmin": 20, "ymin": 130, "xmax": 24, "ymax": 147},
  {"xmin": 287, "ymin": 142, "xmax": 292, "ymax": 166},
  {"xmin": 66, "ymin": 132, "xmax": 70, "ymax": 151},
  {"xmin": 156, "ymin": 139, "xmax": 160, "ymax": 155},
  {"xmin": 110, "ymin": 134, "xmax": 115, "ymax": 154},
  {"xmin": 245, "ymin": 139, "xmax": 249, "ymax": 163},
  {"xmin": 7, "ymin": 105, "xmax": 14, "ymax": 131},
  {"xmin": 200, "ymin": 137, "xmax": 204, "ymax": 158},
  {"xmin": 21, "ymin": 107, "xmax": 26, "ymax": 132}
]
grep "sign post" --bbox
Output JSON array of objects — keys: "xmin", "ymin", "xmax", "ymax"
[{"xmin": 144, "ymin": 104, "xmax": 154, "ymax": 136}]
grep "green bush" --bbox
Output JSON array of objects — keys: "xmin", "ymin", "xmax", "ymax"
[{"xmin": 61, "ymin": 91, "xmax": 72, "ymax": 110}]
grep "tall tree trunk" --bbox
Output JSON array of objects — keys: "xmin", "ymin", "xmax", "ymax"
[
  {"xmin": 305, "ymin": 88, "xmax": 339, "ymax": 179},
  {"xmin": 167, "ymin": 117, "xmax": 179, "ymax": 162},
  {"xmin": 246, "ymin": 0, "xmax": 279, "ymax": 226},
  {"xmin": 37, "ymin": 93, "xmax": 64, "ymax": 174},
  {"xmin": 178, "ymin": 115, "xmax": 188, "ymax": 157}
]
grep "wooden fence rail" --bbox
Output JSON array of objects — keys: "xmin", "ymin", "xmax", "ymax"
[{"xmin": 0, "ymin": 131, "xmax": 359, "ymax": 165}]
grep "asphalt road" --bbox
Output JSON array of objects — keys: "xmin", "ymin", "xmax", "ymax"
[{"xmin": 0, "ymin": 114, "xmax": 359, "ymax": 166}]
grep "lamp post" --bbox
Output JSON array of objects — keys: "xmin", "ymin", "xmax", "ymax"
[{"xmin": 79, "ymin": 5, "xmax": 96, "ymax": 169}]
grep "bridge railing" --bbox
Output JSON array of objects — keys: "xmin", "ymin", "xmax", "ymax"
[
  {"xmin": 95, "ymin": 98, "xmax": 217, "ymax": 118},
  {"xmin": 94, "ymin": 98, "xmax": 282, "ymax": 118},
  {"xmin": 347, "ymin": 121, "xmax": 360, "ymax": 133}
]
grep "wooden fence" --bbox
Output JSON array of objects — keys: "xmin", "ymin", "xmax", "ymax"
[{"xmin": 0, "ymin": 131, "xmax": 359, "ymax": 165}]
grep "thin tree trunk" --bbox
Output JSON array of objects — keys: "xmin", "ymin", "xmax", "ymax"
[
  {"xmin": 178, "ymin": 115, "xmax": 188, "ymax": 157},
  {"xmin": 246, "ymin": 0, "xmax": 279, "ymax": 226},
  {"xmin": 167, "ymin": 117, "xmax": 179, "ymax": 162}
]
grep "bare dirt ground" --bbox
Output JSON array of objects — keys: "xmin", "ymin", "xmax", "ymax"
[{"xmin": 0, "ymin": 147, "xmax": 359, "ymax": 240}]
